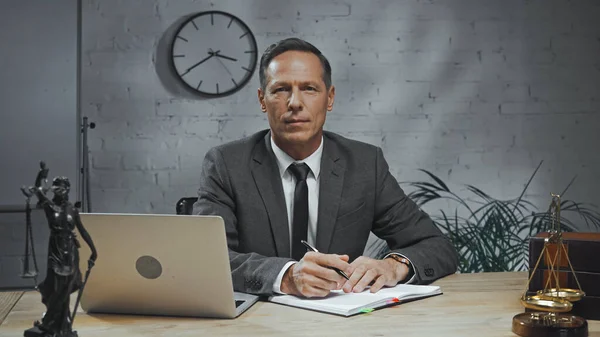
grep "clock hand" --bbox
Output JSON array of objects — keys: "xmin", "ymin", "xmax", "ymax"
[
  {"xmin": 183, "ymin": 53, "xmax": 214, "ymax": 75},
  {"xmin": 214, "ymin": 52, "xmax": 237, "ymax": 62},
  {"xmin": 215, "ymin": 54, "xmax": 234, "ymax": 78}
]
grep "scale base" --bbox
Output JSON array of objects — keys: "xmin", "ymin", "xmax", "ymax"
[
  {"xmin": 512, "ymin": 312, "xmax": 588, "ymax": 337},
  {"xmin": 20, "ymin": 272, "xmax": 38, "ymax": 278}
]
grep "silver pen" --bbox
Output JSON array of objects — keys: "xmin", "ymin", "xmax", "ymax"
[{"xmin": 301, "ymin": 240, "xmax": 350, "ymax": 280}]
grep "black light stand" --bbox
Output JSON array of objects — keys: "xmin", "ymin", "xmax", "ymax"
[{"xmin": 79, "ymin": 117, "xmax": 95, "ymax": 212}]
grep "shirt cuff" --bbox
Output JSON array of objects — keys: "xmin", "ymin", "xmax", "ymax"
[
  {"xmin": 384, "ymin": 252, "xmax": 416, "ymax": 284},
  {"xmin": 272, "ymin": 261, "xmax": 296, "ymax": 294}
]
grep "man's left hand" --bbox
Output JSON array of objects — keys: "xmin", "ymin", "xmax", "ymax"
[{"xmin": 342, "ymin": 256, "xmax": 409, "ymax": 293}]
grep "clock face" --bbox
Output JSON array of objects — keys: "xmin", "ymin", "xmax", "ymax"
[{"xmin": 170, "ymin": 11, "xmax": 258, "ymax": 97}]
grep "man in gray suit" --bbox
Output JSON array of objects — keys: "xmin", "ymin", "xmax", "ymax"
[{"xmin": 193, "ymin": 37, "xmax": 458, "ymax": 298}]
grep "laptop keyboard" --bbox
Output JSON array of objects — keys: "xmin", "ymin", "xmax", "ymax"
[{"xmin": 235, "ymin": 300, "xmax": 245, "ymax": 308}]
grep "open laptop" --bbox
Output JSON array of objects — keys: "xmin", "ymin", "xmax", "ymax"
[{"xmin": 77, "ymin": 213, "xmax": 259, "ymax": 319}]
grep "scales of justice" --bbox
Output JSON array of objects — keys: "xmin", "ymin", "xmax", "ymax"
[{"xmin": 512, "ymin": 194, "xmax": 588, "ymax": 337}]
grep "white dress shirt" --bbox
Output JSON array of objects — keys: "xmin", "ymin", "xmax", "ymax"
[
  {"xmin": 270, "ymin": 136, "xmax": 323, "ymax": 251},
  {"xmin": 269, "ymin": 135, "xmax": 415, "ymax": 294},
  {"xmin": 270, "ymin": 135, "xmax": 322, "ymax": 294}
]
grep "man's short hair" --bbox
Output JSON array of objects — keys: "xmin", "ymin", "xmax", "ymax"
[{"xmin": 259, "ymin": 37, "xmax": 332, "ymax": 90}]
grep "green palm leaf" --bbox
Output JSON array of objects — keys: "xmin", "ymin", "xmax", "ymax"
[
  {"xmin": 416, "ymin": 169, "xmax": 451, "ymax": 192},
  {"xmin": 403, "ymin": 163, "xmax": 600, "ymax": 273}
]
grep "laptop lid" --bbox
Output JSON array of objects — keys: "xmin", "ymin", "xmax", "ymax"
[{"xmin": 77, "ymin": 213, "xmax": 250, "ymax": 319}]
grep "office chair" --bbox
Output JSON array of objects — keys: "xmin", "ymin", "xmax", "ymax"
[{"xmin": 176, "ymin": 197, "xmax": 198, "ymax": 215}]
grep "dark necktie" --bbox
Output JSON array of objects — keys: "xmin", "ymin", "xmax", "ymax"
[{"xmin": 289, "ymin": 163, "xmax": 311, "ymax": 261}]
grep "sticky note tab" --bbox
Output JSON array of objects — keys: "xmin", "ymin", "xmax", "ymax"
[
  {"xmin": 386, "ymin": 298, "xmax": 401, "ymax": 304},
  {"xmin": 359, "ymin": 308, "xmax": 374, "ymax": 313}
]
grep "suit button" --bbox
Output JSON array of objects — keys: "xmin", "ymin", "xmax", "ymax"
[{"xmin": 424, "ymin": 268, "xmax": 434, "ymax": 277}]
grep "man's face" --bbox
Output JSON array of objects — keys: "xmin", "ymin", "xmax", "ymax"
[{"xmin": 258, "ymin": 51, "xmax": 335, "ymax": 153}]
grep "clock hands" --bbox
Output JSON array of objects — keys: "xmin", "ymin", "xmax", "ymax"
[
  {"xmin": 181, "ymin": 48, "xmax": 240, "ymax": 91},
  {"xmin": 215, "ymin": 53, "xmax": 237, "ymax": 62},
  {"xmin": 209, "ymin": 48, "xmax": 235, "ymax": 80},
  {"xmin": 181, "ymin": 51, "xmax": 220, "ymax": 76},
  {"xmin": 208, "ymin": 49, "xmax": 237, "ymax": 62}
]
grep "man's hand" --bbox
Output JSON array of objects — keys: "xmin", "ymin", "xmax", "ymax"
[
  {"xmin": 343, "ymin": 256, "xmax": 409, "ymax": 294},
  {"xmin": 281, "ymin": 252, "xmax": 353, "ymax": 298}
]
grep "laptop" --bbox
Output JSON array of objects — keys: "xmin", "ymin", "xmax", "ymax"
[{"xmin": 77, "ymin": 213, "xmax": 259, "ymax": 319}]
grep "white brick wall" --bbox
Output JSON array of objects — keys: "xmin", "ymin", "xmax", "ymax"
[{"xmin": 81, "ymin": 0, "xmax": 600, "ymax": 223}]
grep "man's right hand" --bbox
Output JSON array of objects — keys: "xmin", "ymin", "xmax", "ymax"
[{"xmin": 280, "ymin": 252, "xmax": 353, "ymax": 298}]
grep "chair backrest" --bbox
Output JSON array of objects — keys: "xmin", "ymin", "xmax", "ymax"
[{"xmin": 176, "ymin": 197, "xmax": 198, "ymax": 215}]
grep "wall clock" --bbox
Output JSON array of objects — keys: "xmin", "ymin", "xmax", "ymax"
[{"xmin": 170, "ymin": 11, "xmax": 258, "ymax": 97}]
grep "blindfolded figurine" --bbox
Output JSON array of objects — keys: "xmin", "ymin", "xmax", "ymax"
[{"xmin": 21, "ymin": 161, "xmax": 97, "ymax": 337}]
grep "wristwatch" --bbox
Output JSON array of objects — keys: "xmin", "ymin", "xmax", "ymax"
[{"xmin": 386, "ymin": 254, "xmax": 414, "ymax": 282}]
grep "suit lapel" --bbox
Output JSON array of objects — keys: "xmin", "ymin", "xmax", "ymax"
[
  {"xmin": 251, "ymin": 132, "xmax": 290, "ymax": 257},
  {"xmin": 316, "ymin": 137, "xmax": 345, "ymax": 253}
]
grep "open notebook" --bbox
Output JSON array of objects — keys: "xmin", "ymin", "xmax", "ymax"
[{"xmin": 268, "ymin": 283, "xmax": 442, "ymax": 317}]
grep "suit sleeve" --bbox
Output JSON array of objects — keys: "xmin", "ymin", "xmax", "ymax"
[
  {"xmin": 193, "ymin": 147, "xmax": 294, "ymax": 296},
  {"xmin": 371, "ymin": 147, "xmax": 458, "ymax": 284}
]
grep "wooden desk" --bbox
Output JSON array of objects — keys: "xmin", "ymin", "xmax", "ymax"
[
  {"xmin": 1, "ymin": 272, "xmax": 599, "ymax": 336},
  {"xmin": 0, "ymin": 291, "xmax": 22, "ymax": 326}
]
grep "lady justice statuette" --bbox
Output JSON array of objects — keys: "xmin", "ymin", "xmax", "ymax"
[{"xmin": 20, "ymin": 161, "xmax": 98, "ymax": 337}]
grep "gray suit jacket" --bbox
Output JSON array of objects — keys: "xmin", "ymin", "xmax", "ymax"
[{"xmin": 193, "ymin": 129, "xmax": 458, "ymax": 296}]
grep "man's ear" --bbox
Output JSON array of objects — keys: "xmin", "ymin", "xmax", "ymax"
[
  {"xmin": 258, "ymin": 88, "xmax": 267, "ymax": 112},
  {"xmin": 327, "ymin": 85, "xmax": 335, "ymax": 111}
]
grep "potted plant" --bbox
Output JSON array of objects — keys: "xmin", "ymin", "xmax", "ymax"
[{"xmin": 403, "ymin": 161, "xmax": 600, "ymax": 273}]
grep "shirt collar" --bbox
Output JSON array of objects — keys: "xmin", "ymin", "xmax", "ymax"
[{"xmin": 270, "ymin": 135, "xmax": 323, "ymax": 179}]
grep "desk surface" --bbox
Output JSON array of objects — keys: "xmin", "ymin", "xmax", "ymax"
[{"xmin": 1, "ymin": 272, "xmax": 599, "ymax": 337}]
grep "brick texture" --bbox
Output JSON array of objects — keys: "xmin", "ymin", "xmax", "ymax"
[
  {"xmin": 79, "ymin": 0, "xmax": 599, "ymax": 221},
  {"xmin": 3, "ymin": 0, "xmax": 599, "ymax": 289}
]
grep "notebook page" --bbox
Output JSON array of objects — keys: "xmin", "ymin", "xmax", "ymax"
[
  {"xmin": 376, "ymin": 284, "xmax": 441, "ymax": 298},
  {"xmin": 269, "ymin": 290, "xmax": 391, "ymax": 316},
  {"xmin": 269, "ymin": 284, "xmax": 441, "ymax": 316},
  {"xmin": 299, "ymin": 289, "xmax": 390, "ymax": 308}
]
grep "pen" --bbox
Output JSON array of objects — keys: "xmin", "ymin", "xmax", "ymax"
[{"xmin": 300, "ymin": 240, "xmax": 350, "ymax": 280}]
